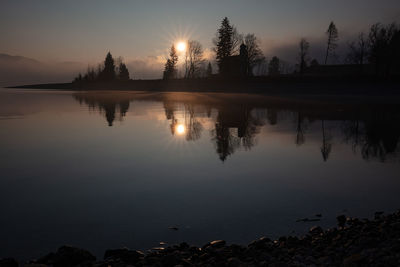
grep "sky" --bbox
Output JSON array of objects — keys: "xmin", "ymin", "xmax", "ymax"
[{"xmin": 0, "ymin": 0, "xmax": 399, "ymax": 80}]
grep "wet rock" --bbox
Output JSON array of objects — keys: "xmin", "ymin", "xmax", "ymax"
[
  {"xmin": 375, "ymin": 211, "xmax": 384, "ymax": 219},
  {"xmin": 37, "ymin": 246, "xmax": 96, "ymax": 267},
  {"xmin": 309, "ymin": 226, "xmax": 323, "ymax": 235},
  {"xmin": 343, "ymin": 253, "xmax": 364, "ymax": 266},
  {"xmin": 249, "ymin": 236, "xmax": 271, "ymax": 250},
  {"xmin": 104, "ymin": 248, "xmax": 143, "ymax": 264},
  {"xmin": 12, "ymin": 211, "xmax": 400, "ymax": 266},
  {"xmin": 337, "ymin": 215, "xmax": 347, "ymax": 228},
  {"xmin": 203, "ymin": 240, "xmax": 226, "ymax": 249},
  {"xmin": 0, "ymin": 258, "xmax": 18, "ymax": 267},
  {"xmin": 227, "ymin": 257, "xmax": 242, "ymax": 267}
]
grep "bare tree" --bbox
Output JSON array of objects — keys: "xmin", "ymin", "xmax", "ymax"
[
  {"xmin": 368, "ymin": 23, "xmax": 400, "ymax": 76},
  {"xmin": 346, "ymin": 32, "xmax": 368, "ymax": 66},
  {"xmin": 243, "ymin": 34, "xmax": 265, "ymax": 75},
  {"xmin": 185, "ymin": 40, "xmax": 204, "ymax": 78},
  {"xmin": 298, "ymin": 38, "xmax": 310, "ymax": 74},
  {"xmin": 325, "ymin": 21, "xmax": 339, "ymax": 64},
  {"xmin": 232, "ymin": 28, "xmax": 243, "ymax": 55}
]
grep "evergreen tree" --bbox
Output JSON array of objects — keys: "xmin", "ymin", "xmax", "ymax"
[
  {"xmin": 118, "ymin": 63, "xmax": 130, "ymax": 80},
  {"xmin": 268, "ymin": 56, "xmax": 280, "ymax": 75},
  {"xmin": 170, "ymin": 45, "xmax": 178, "ymax": 67},
  {"xmin": 214, "ymin": 17, "xmax": 237, "ymax": 74},
  {"xmin": 206, "ymin": 62, "xmax": 213, "ymax": 77},
  {"xmin": 101, "ymin": 52, "xmax": 116, "ymax": 81},
  {"xmin": 163, "ymin": 45, "xmax": 178, "ymax": 79},
  {"xmin": 325, "ymin": 22, "xmax": 339, "ymax": 64},
  {"xmin": 299, "ymin": 38, "xmax": 310, "ymax": 74}
]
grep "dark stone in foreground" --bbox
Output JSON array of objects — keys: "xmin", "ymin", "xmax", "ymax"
[
  {"xmin": 0, "ymin": 258, "xmax": 18, "ymax": 267},
  {"xmin": 104, "ymin": 248, "xmax": 144, "ymax": 265},
  {"xmin": 4, "ymin": 211, "xmax": 400, "ymax": 266},
  {"xmin": 35, "ymin": 246, "xmax": 96, "ymax": 267}
]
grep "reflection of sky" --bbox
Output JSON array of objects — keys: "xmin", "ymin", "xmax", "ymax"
[{"xmin": 0, "ymin": 89, "xmax": 400, "ymax": 260}]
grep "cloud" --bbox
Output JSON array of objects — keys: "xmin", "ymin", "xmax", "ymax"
[
  {"xmin": 0, "ymin": 53, "xmax": 86, "ymax": 87},
  {"xmin": 126, "ymin": 55, "xmax": 165, "ymax": 80}
]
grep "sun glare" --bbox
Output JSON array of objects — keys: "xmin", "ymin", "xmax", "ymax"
[
  {"xmin": 176, "ymin": 124, "xmax": 186, "ymax": 135},
  {"xmin": 176, "ymin": 41, "xmax": 187, "ymax": 52}
]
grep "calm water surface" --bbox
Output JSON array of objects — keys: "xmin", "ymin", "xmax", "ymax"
[{"xmin": 0, "ymin": 88, "xmax": 399, "ymax": 259}]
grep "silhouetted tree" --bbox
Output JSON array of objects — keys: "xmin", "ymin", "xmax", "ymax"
[
  {"xmin": 268, "ymin": 56, "xmax": 280, "ymax": 75},
  {"xmin": 325, "ymin": 21, "xmax": 339, "ymax": 64},
  {"xmin": 206, "ymin": 62, "xmax": 213, "ymax": 77},
  {"xmin": 267, "ymin": 109, "xmax": 278, "ymax": 125},
  {"xmin": 185, "ymin": 40, "xmax": 204, "ymax": 78},
  {"xmin": 163, "ymin": 45, "xmax": 179, "ymax": 79},
  {"xmin": 298, "ymin": 38, "xmax": 310, "ymax": 74},
  {"xmin": 118, "ymin": 63, "xmax": 130, "ymax": 80},
  {"xmin": 346, "ymin": 32, "xmax": 368, "ymax": 69},
  {"xmin": 320, "ymin": 120, "xmax": 332, "ymax": 161},
  {"xmin": 368, "ymin": 23, "xmax": 400, "ymax": 76},
  {"xmin": 310, "ymin": 59, "xmax": 319, "ymax": 67},
  {"xmin": 213, "ymin": 17, "xmax": 242, "ymax": 75},
  {"xmin": 243, "ymin": 34, "xmax": 265, "ymax": 75},
  {"xmin": 254, "ymin": 60, "xmax": 268, "ymax": 76},
  {"xmin": 295, "ymin": 112, "xmax": 306, "ymax": 146},
  {"xmin": 100, "ymin": 52, "xmax": 117, "ymax": 81}
]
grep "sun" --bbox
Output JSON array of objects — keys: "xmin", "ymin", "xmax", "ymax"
[
  {"xmin": 176, "ymin": 41, "xmax": 186, "ymax": 52},
  {"xmin": 176, "ymin": 124, "xmax": 186, "ymax": 135}
]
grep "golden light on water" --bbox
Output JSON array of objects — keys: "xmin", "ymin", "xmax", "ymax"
[
  {"xmin": 176, "ymin": 124, "xmax": 185, "ymax": 135},
  {"xmin": 176, "ymin": 41, "xmax": 186, "ymax": 52}
]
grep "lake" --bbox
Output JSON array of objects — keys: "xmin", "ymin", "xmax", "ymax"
[{"xmin": 0, "ymin": 88, "xmax": 399, "ymax": 260}]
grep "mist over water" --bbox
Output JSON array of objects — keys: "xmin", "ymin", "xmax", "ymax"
[{"xmin": 0, "ymin": 89, "xmax": 399, "ymax": 260}]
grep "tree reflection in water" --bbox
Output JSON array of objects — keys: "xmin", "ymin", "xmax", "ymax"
[{"xmin": 73, "ymin": 92, "xmax": 400, "ymax": 162}]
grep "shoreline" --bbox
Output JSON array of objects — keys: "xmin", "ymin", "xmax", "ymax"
[
  {"xmin": 2, "ymin": 210, "xmax": 399, "ymax": 266},
  {"xmin": 6, "ymin": 77, "xmax": 400, "ymax": 96}
]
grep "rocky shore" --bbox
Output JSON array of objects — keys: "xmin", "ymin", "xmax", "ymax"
[{"xmin": 1, "ymin": 211, "xmax": 400, "ymax": 266}]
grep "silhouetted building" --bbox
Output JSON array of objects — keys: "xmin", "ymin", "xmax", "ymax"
[{"xmin": 220, "ymin": 44, "xmax": 249, "ymax": 77}]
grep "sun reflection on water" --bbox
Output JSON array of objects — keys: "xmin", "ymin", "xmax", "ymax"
[{"xmin": 176, "ymin": 124, "xmax": 185, "ymax": 135}]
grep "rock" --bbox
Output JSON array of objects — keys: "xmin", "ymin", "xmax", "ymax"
[
  {"xmin": 104, "ymin": 248, "xmax": 143, "ymax": 264},
  {"xmin": 309, "ymin": 226, "xmax": 323, "ymax": 235},
  {"xmin": 249, "ymin": 236, "xmax": 271, "ymax": 249},
  {"xmin": 227, "ymin": 257, "xmax": 242, "ymax": 267},
  {"xmin": 179, "ymin": 242, "xmax": 189, "ymax": 250},
  {"xmin": 337, "ymin": 215, "xmax": 347, "ymax": 228},
  {"xmin": 37, "ymin": 246, "xmax": 96, "ymax": 267},
  {"xmin": 343, "ymin": 253, "xmax": 364, "ymax": 266},
  {"xmin": 0, "ymin": 258, "xmax": 18, "ymax": 267},
  {"xmin": 168, "ymin": 226, "xmax": 179, "ymax": 231},
  {"xmin": 203, "ymin": 240, "xmax": 226, "ymax": 249}
]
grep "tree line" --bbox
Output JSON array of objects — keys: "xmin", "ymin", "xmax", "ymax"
[
  {"xmin": 74, "ymin": 17, "xmax": 399, "ymax": 82},
  {"xmin": 164, "ymin": 17, "xmax": 400, "ymax": 79},
  {"xmin": 74, "ymin": 52, "xmax": 130, "ymax": 82}
]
